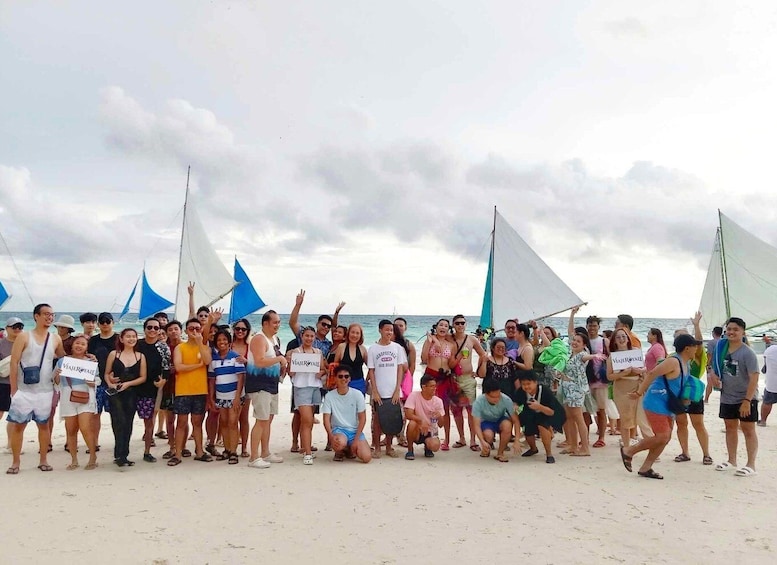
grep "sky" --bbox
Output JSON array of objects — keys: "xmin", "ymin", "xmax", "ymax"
[{"xmin": 2, "ymin": 1, "xmax": 777, "ymax": 320}]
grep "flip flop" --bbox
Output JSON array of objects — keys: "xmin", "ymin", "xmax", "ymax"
[
  {"xmin": 479, "ymin": 451, "xmax": 490, "ymax": 458},
  {"xmin": 85, "ymin": 462, "xmax": 98, "ymax": 470},
  {"xmin": 240, "ymin": 451, "xmax": 250, "ymax": 458},
  {"xmin": 6, "ymin": 466, "xmax": 19, "ymax": 475},
  {"xmin": 638, "ymin": 468, "xmax": 663, "ymax": 480},
  {"xmin": 290, "ymin": 447, "xmax": 300, "ymax": 453},
  {"xmin": 181, "ymin": 449, "xmax": 192, "ymax": 457},
  {"xmin": 469, "ymin": 444, "xmax": 480, "ymax": 451},
  {"xmin": 194, "ymin": 453, "xmax": 213, "ymax": 462},
  {"xmin": 167, "ymin": 457, "xmax": 181, "ymax": 466},
  {"xmin": 674, "ymin": 453, "xmax": 691, "ymax": 462},
  {"xmin": 66, "ymin": 463, "xmax": 79, "ymax": 471},
  {"xmin": 333, "ymin": 452, "xmax": 345, "ymax": 462},
  {"xmin": 620, "ymin": 446, "xmax": 633, "ymax": 472},
  {"xmin": 493, "ymin": 454, "xmax": 508, "ymax": 463},
  {"xmin": 452, "ymin": 440, "xmax": 467, "ymax": 448},
  {"xmin": 37, "ymin": 464, "xmax": 53, "ymax": 472},
  {"xmin": 735, "ymin": 466, "xmax": 757, "ymax": 477},
  {"xmin": 440, "ymin": 443, "xmax": 450, "ymax": 451},
  {"xmin": 592, "ymin": 439, "xmax": 606, "ymax": 448},
  {"xmin": 154, "ymin": 431, "xmax": 168, "ymax": 439}
]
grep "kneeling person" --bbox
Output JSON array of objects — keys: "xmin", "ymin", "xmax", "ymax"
[
  {"xmin": 513, "ymin": 372, "xmax": 565, "ymax": 463},
  {"xmin": 472, "ymin": 378, "xmax": 520, "ymax": 462},
  {"xmin": 404, "ymin": 374, "xmax": 444, "ymax": 459},
  {"xmin": 321, "ymin": 368, "xmax": 371, "ymax": 463}
]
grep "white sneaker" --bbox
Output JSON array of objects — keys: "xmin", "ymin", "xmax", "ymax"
[
  {"xmin": 303, "ymin": 454, "xmax": 314, "ymax": 465},
  {"xmin": 264, "ymin": 453, "xmax": 284, "ymax": 464},
  {"xmin": 248, "ymin": 458, "xmax": 270, "ymax": 469}
]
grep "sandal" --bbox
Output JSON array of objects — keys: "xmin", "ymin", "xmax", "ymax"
[
  {"xmin": 638, "ymin": 468, "xmax": 664, "ymax": 480},
  {"xmin": 162, "ymin": 450, "xmax": 174, "ymax": 459},
  {"xmin": 674, "ymin": 453, "xmax": 691, "ymax": 463},
  {"xmin": 620, "ymin": 446, "xmax": 633, "ymax": 473},
  {"xmin": 228, "ymin": 453, "xmax": 239, "ymax": 465},
  {"xmin": 205, "ymin": 444, "xmax": 219, "ymax": 457},
  {"xmin": 155, "ymin": 431, "xmax": 168, "ymax": 439},
  {"xmin": 167, "ymin": 457, "xmax": 181, "ymax": 466},
  {"xmin": 37, "ymin": 464, "xmax": 53, "ymax": 472},
  {"xmin": 398, "ymin": 439, "xmax": 409, "ymax": 448},
  {"xmin": 440, "ymin": 443, "xmax": 450, "ymax": 451},
  {"xmin": 424, "ymin": 448, "xmax": 434, "ymax": 458},
  {"xmin": 702, "ymin": 455, "xmax": 713, "ymax": 466},
  {"xmin": 85, "ymin": 462, "xmax": 98, "ymax": 470},
  {"xmin": 735, "ymin": 466, "xmax": 757, "ymax": 477},
  {"xmin": 452, "ymin": 440, "xmax": 467, "ymax": 448},
  {"xmin": 546, "ymin": 456, "xmax": 555, "ymax": 464},
  {"xmin": 240, "ymin": 451, "xmax": 250, "ymax": 458},
  {"xmin": 290, "ymin": 446, "xmax": 300, "ymax": 453},
  {"xmin": 493, "ymin": 454, "xmax": 509, "ymax": 463},
  {"xmin": 181, "ymin": 449, "xmax": 192, "ymax": 457},
  {"xmin": 194, "ymin": 453, "xmax": 213, "ymax": 462},
  {"xmin": 715, "ymin": 461, "xmax": 735, "ymax": 472},
  {"xmin": 66, "ymin": 463, "xmax": 80, "ymax": 471},
  {"xmin": 215, "ymin": 451, "xmax": 227, "ymax": 461},
  {"xmin": 592, "ymin": 439, "xmax": 606, "ymax": 448},
  {"xmin": 479, "ymin": 450, "xmax": 490, "ymax": 458},
  {"xmin": 6, "ymin": 466, "xmax": 19, "ymax": 474},
  {"xmin": 469, "ymin": 444, "xmax": 480, "ymax": 452},
  {"xmin": 333, "ymin": 452, "xmax": 345, "ymax": 462}
]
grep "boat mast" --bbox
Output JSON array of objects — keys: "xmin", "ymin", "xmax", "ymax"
[
  {"xmin": 489, "ymin": 206, "xmax": 496, "ymax": 328},
  {"xmin": 173, "ymin": 166, "xmax": 191, "ymax": 312},
  {"xmin": 717, "ymin": 209, "xmax": 731, "ymax": 319}
]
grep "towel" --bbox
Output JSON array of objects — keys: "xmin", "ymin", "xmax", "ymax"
[{"xmin": 538, "ymin": 338, "xmax": 570, "ymax": 373}]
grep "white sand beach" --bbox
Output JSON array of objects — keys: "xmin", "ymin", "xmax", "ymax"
[{"xmin": 2, "ymin": 379, "xmax": 775, "ymax": 565}]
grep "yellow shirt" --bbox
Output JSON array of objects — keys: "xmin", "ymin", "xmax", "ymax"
[{"xmin": 175, "ymin": 340, "xmax": 208, "ymax": 396}]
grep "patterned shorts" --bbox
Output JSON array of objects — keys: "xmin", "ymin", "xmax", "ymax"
[
  {"xmin": 173, "ymin": 394, "xmax": 206, "ymax": 415},
  {"xmin": 95, "ymin": 386, "xmax": 112, "ymax": 414},
  {"xmin": 214, "ymin": 396, "xmax": 246, "ymax": 409},
  {"xmin": 136, "ymin": 397, "xmax": 156, "ymax": 420},
  {"xmin": 160, "ymin": 395, "xmax": 174, "ymax": 411}
]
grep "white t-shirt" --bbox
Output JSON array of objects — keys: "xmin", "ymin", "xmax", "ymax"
[
  {"xmin": 764, "ymin": 344, "xmax": 777, "ymax": 393},
  {"xmin": 367, "ymin": 341, "xmax": 408, "ymax": 398}
]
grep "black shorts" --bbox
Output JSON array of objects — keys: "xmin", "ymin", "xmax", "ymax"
[
  {"xmin": 686, "ymin": 400, "xmax": 704, "ymax": 415},
  {"xmin": 519, "ymin": 411, "xmax": 553, "ymax": 436},
  {"xmin": 719, "ymin": 400, "xmax": 758, "ymax": 422},
  {"xmin": 173, "ymin": 394, "xmax": 206, "ymax": 416},
  {"xmin": 414, "ymin": 432, "xmax": 435, "ymax": 446},
  {"xmin": 0, "ymin": 383, "xmax": 11, "ymax": 412}
]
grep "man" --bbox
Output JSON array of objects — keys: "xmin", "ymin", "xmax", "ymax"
[
  {"xmin": 472, "ymin": 378, "xmax": 520, "ymax": 462},
  {"xmin": 393, "ymin": 316, "xmax": 416, "ymax": 447},
  {"xmin": 246, "ymin": 310, "xmax": 287, "ymax": 468},
  {"xmin": 367, "ymin": 320, "xmax": 407, "ymax": 458},
  {"xmin": 615, "ymin": 314, "xmax": 641, "ymax": 347},
  {"xmin": 673, "ymin": 312, "xmax": 712, "ymax": 465},
  {"xmin": 321, "ymin": 366, "xmax": 371, "ymax": 463},
  {"xmin": 160, "ymin": 320, "xmax": 183, "ymax": 458},
  {"xmin": 87, "ymin": 311, "xmax": 117, "ymax": 451},
  {"xmin": 759, "ymin": 336, "xmax": 776, "ymax": 426},
  {"xmin": 6, "ymin": 304, "xmax": 65, "ymax": 474},
  {"xmin": 167, "ymin": 318, "xmax": 212, "ymax": 466},
  {"xmin": 569, "ymin": 307, "xmax": 608, "ymax": 448},
  {"xmin": 503, "ymin": 320, "xmax": 519, "ymax": 356},
  {"xmin": 447, "ymin": 314, "xmax": 486, "ymax": 450},
  {"xmin": 403, "ymin": 374, "xmax": 444, "ymax": 460},
  {"xmin": 710, "ymin": 317, "xmax": 759, "ymax": 476},
  {"xmin": 79, "ymin": 312, "xmax": 97, "ymax": 338},
  {"xmin": 153, "ymin": 311, "xmax": 169, "ymax": 329},
  {"xmin": 1, "ymin": 317, "xmax": 24, "ymax": 454},
  {"xmin": 137, "ymin": 318, "xmax": 171, "ymax": 463},
  {"xmin": 705, "ymin": 326, "xmax": 723, "ymax": 403}
]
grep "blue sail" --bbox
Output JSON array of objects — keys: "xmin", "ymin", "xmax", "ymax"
[
  {"xmin": 119, "ymin": 277, "xmax": 139, "ymax": 320},
  {"xmin": 479, "ymin": 247, "xmax": 493, "ymax": 329},
  {"xmin": 229, "ymin": 257, "xmax": 266, "ymax": 323},
  {"xmin": 138, "ymin": 271, "xmax": 174, "ymax": 319},
  {"xmin": 0, "ymin": 280, "xmax": 9, "ymax": 310}
]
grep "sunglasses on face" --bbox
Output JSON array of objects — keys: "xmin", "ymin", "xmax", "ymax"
[
  {"xmin": 10, "ymin": 324, "xmax": 24, "ymax": 330},
  {"xmin": 336, "ymin": 375, "xmax": 351, "ymax": 380},
  {"xmin": 234, "ymin": 327, "xmax": 248, "ymax": 332},
  {"xmin": 320, "ymin": 322, "xmax": 331, "ymax": 329},
  {"xmin": 505, "ymin": 326, "xmax": 516, "ymax": 331},
  {"xmin": 98, "ymin": 319, "xmax": 112, "ymax": 325},
  {"xmin": 187, "ymin": 326, "xmax": 201, "ymax": 332},
  {"xmin": 454, "ymin": 321, "xmax": 466, "ymax": 325},
  {"xmin": 145, "ymin": 326, "xmax": 160, "ymax": 331}
]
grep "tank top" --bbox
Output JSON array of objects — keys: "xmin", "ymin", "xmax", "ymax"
[
  {"xmin": 643, "ymin": 355, "xmax": 686, "ymax": 416},
  {"xmin": 112, "ymin": 352, "xmax": 141, "ymax": 382},
  {"xmin": 340, "ymin": 344, "xmax": 365, "ymax": 380},
  {"xmin": 19, "ymin": 331, "xmax": 56, "ymax": 392},
  {"xmin": 245, "ymin": 332, "xmax": 281, "ymax": 394}
]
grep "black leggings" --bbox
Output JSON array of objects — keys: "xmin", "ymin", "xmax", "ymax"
[{"xmin": 109, "ymin": 389, "xmax": 137, "ymax": 461}]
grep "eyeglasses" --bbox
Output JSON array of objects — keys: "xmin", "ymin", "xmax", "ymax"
[
  {"xmin": 454, "ymin": 321, "xmax": 466, "ymax": 325},
  {"xmin": 145, "ymin": 325, "xmax": 160, "ymax": 331},
  {"xmin": 234, "ymin": 327, "xmax": 248, "ymax": 332},
  {"xmin": 320, "ymin": 322, "xmax": 331, "ymax": 328},
  {"xmin": 186, "ymin": 326, "xmax": 201, "ymax": 332},
  {"xmin": 10, "ymin": 324, "xmax": 24, "ymax": 330},
  {"xmin": 40, "ymin": 312, "xmax": 55, "ymax": 318},
  {"xmin": 336, "ymin": 375, "xmax": 351, "ymax": 380}
]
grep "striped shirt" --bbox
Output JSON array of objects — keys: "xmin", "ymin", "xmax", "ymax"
[{"xmin": 208, "ymin": 349, "xmax": 245, "ymax": 401}]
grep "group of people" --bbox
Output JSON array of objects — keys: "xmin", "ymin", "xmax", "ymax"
[{"xmin": 0, "ymin": 289, "xmax": 769, "ymax": 479}]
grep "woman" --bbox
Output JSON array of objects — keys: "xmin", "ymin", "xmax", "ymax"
[
  {"xmin": 477, "ymin": 338, "xmax": 520, "ymax": 399},
  {"xmin": 333, "ymin": 324, "xmax": 368, "ymax": 395},
  {"xmin": 393, "ymin": 321, "xmax": 416, "ymax": 447},
  {"xmin": 286, "ymin": 327, "xmax": 326, "ymax": 465},
  {"xmin": 420, "ymin": 319, "xmax": 456, "ymax": 450},
  {"xmin": 645, "ymin": 328, "xmax": 667, "ymax": 371},
  {"xmin": 607, "ymin": 327, "xmax": 645, "ymax": 446},
  {"xmin": 231, "ymin": 318, "xmax": 252, "ymax": 458},
  {"xmin": 535, "ymin": 325, "xmax": 559, "ymax": 389},
  {"xmin": 105, "ymin": 328, "xmax": 147, "ymax": 467},
  {"xmin": 209, "ymin": 330, "xmax": 245, "ymax": 465},
  {"xmin": 513, "ymin": 323, "xmax": 535, "ymax": 380},
  {"xmin": 560, "ymin": 333, "xmax": 604, "ymax": 456},
  {"xmin": 54, "ymin": 335, "xmax": 99, "ymax": 470}
]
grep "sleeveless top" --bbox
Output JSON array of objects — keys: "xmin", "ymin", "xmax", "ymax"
[
  {"xmin": 643, "ymin": 355, "xmax": 686, "ymax": 416},
  {"xmin": 112, "ymin": 352, "xmax": 141, "ymax": 383},
  {"xmin": 340, "ymin": 344, "xmax": 365, "ymax": 381},
  {"xmin": 245, "ymin": 332, "xmax": 281, "ymax": 395},
  {"xmin": 19, "ymin": 331, "xmax": 56, "ymax": 393}
]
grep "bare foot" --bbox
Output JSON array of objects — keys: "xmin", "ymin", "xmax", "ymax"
[{"xmin": 85, "ymin": 462, "xmax": 98, "ymax": 470}]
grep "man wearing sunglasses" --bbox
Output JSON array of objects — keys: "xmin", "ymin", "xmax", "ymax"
[
  {"xmin": 1, "ymin": 317, "xmax": 25, "ymax": 454},
  {"xmin": 288, "ymin": 289, "xmax": 341, "ymax": 357},
  {"xmin": 87, "ymin": 312, "xmax": 117, "ymax": 451},
  {"xmin": 321, "ymin": 367, "xmax": 371, "ymax": 463}
]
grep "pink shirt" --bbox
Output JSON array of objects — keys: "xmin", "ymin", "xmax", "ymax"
[
  {"xmin": 405, "ymin": 391, "xmax": 444, "ymax": 431},
  {"xmin": 645, "ymin": 343, "xmax": 667, "ymax": 372}
]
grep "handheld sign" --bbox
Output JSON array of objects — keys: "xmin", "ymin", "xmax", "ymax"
[
  {"xmin": 610, "ymin": 349, "xmax": 645, "ymax": 371},
  {"xmin": 290, "ymin": 352, "xmax": 321, "ymax": 373},
  {"xmin": 60, "ymin": 356, "xmax": 99, "ymax": 382}
]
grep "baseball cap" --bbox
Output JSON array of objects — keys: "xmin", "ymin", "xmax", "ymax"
[{"xmin": 5, "ymin": 317, "xmax": 23, "ymax": 328}]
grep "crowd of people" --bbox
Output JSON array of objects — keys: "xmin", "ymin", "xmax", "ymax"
[{"xmin": 0, "ymin": 287, "xmax": 770, "ymax": 479}]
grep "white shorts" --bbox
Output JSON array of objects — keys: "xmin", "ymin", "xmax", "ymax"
[
  {"xmin": 250, "ymin": 391, "xmax": 278, "ymax": 421},
  {"xmin": 59, "ymin": 393, "xmax": 97, "ymax": 418},
  {"xmin": 7, "ymin": 390, "xmax": 54, "ymax": 425}
]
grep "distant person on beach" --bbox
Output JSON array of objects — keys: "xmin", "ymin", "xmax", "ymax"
[
  {"xmin": 710, "ymin": 317, "xmax": 759, "ymax": 476},
  {"xmin": 245, "ymin": 310, "xmax": 287, "ymax": 469},
  {"xmin": 7, "ymin": 304, "xmax": 65, "ymax": 474},
  {"xmin": 136, "ymin": 318, "xmax": 171, "ymax": 463},
  {"xmin": 448, "ymin": 315, "xmax": 486, "ymax": 451},
  {"xmin": 471, "ymin": 378, "xmax": 519, "ymax": 462},
  {"xmin": 87, "ymin": 312, "xmax": 117, "ymax": 454},
  {"xmin": 403, "ymin": 374, "xmax": 444, "ymax": 460},
  {"xmin": 367, "ymin": 320, "xmax": 407, "ymax": 458},
  {"xmin": 673, "ymin": 313, "xmax": 712, "ymax": 465},
  {"xmin": 705, "ymin": 326, "xmax": 723, "ymax": 403},
  {"xmin": 322, "ymin": 366, "xmax": 371, "ymax": 463},
  {"xmin": 420, "ymin": 319, "xmax": 455, "ymax": 450},
  {"xmin": 79, "ymin": 312, "xmax": 97, "ymax": 338},
  {"xmin": 619, "ymin": 333, "xmax": 700, "ymax": 480},
  {"xmin": 1, "ymin": 317, "xmax": 25, "ymax": 454},
  {"xmin": 759, "ymin": 336, "xmax": 776, "ymax": 426}
]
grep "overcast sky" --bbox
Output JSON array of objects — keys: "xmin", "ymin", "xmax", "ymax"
[{"xmin": 2, "ymin": 1, "xmax": 777, "ymax": 319}]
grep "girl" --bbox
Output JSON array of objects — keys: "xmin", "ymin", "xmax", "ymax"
[
  {"xmin": 333, "ymin": 324, "xmax": 368, "ymax": 395},
  {"xmin": 645, "ymin": 328, "xmax": 667, "ymax": 371},
  {"xmin": 105, "ymin": 329, "xmax": 147, "ymax": 467},
  {"xmin": 231, "ymin": 318, "xmax": 252, "ymax": 458},
  {"xmin": 286, "ymin": 327, "xmax": 326, "ymax": 465},
  {"xmin": 607, "ymin": 328, "xmax": 645, "ymax": 446},
  {"xmin": 561, "ymin": 333, "xmax": 605, "ymax": 456},
  {"xmin": 420, "ymin": 319, "xmax": 456, "ymax": 450},
  {"xmin": 209, "ymin": 330, "xmax": 245, "ymax": 465}
]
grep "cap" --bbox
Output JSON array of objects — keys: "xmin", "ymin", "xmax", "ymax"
[
  {"xmin": 53, "ymin": 314, "xmax": 76, "ymax": 330},
  {"xmin": 98, "ymin": 312, "xmax": 114, "ymax": 323},
  {"xmin": 674, "ymin": 333, "xmax": 703, "ymax": 351},
  {"xmin": 5, "ymin": 317, "xmax": 23, "ymax": 328}
]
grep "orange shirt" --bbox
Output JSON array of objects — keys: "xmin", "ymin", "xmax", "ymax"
[{"xmin": 175, "ymin": 340, "xmax": 208, "ymax": 396}]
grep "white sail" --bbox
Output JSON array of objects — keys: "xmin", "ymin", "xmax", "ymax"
[
  {"xmin": 708, "ymin": 212, "xmax": 777, "ymax": 331},
  {"xmin": 698, "ymin": 229, "xmax": 727, "ymax": 333},
  {"xmin": 489, "ymin": 210, "xmax": 584, "ymax": 327},
  {"xmin": 174, "ymin": 195, "xmax": 236, "ymax": 322}
]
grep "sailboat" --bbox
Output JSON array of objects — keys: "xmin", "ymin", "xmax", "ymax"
[
  {"xmin": 119, "ymin": 269, "xmax": 174, "ymax": 320},
  {"xmin": 228, "ymin": 257, "xmax": 266, "ymax": 324},
  {"xmin": 698, "ymin": 210, "xmax": 777, "ymax": 335},
  {"xmin": 0, "ymin": 279, "xmax": 9, "ymax": 310},
  {"xmin": 479, "ymin": 207, "xmax": 585, "ymax": 329}
]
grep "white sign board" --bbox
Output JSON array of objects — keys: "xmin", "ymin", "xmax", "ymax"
[
  {"xmin": 60, "ymin": 356, "xmax": 99, "ymax": 382},
  {"xmin": 290, "ymin": 352, "xmax": 321, "ymax": 373},
  {"xmin": 609, "ymin": 349, "xmax": 645, "ymax": 372}
]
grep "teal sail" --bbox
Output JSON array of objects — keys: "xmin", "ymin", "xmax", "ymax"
[
  {"xmin": 138, "ymin": 271, "xmax": 174, "ymax": 318},
  {"xmin": 119, "ymin": 277, "xmax": 139, "ymax": 320},
  {"xmin": 0, "ymin": 280, "xmax": 9, "ymax": 310},
  {"xmin": 479, "ymin": 248, "xmax": 493, "ymax": 329},
  {"xmin": 229, "ymin": 257, "xmax": 266, "ymax": 323}
]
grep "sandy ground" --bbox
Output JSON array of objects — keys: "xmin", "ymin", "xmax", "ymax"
[{"xmin": 2, "ymin": 375, "xmax": 775, "ymax": 565}]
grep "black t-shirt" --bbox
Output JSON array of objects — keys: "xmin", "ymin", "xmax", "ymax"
[
  {"xmin": 87, "ymin": 334, "xmax": 116, "ymax": 381},
  {"xmin": 511, "ymin": 384, "xmax": 556, "ymax": 410},
  {"xmin": 136, "ymin": 341, "xmax": 162, "ymax": 399}
]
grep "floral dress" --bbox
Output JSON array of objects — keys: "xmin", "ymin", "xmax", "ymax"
[{"xmin": 561, "ymin": 352, "xmax": 590, "ymax": 408}]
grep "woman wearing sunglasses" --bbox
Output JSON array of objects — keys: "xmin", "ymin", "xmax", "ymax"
[{"xmin": 231, "ymin": 318, "xmax": 252, "ymax": 458}]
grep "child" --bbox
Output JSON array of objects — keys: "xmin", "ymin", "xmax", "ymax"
[{"xmin": 512, "ymin": 372, "xmax": 566, "ymax": 463}]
